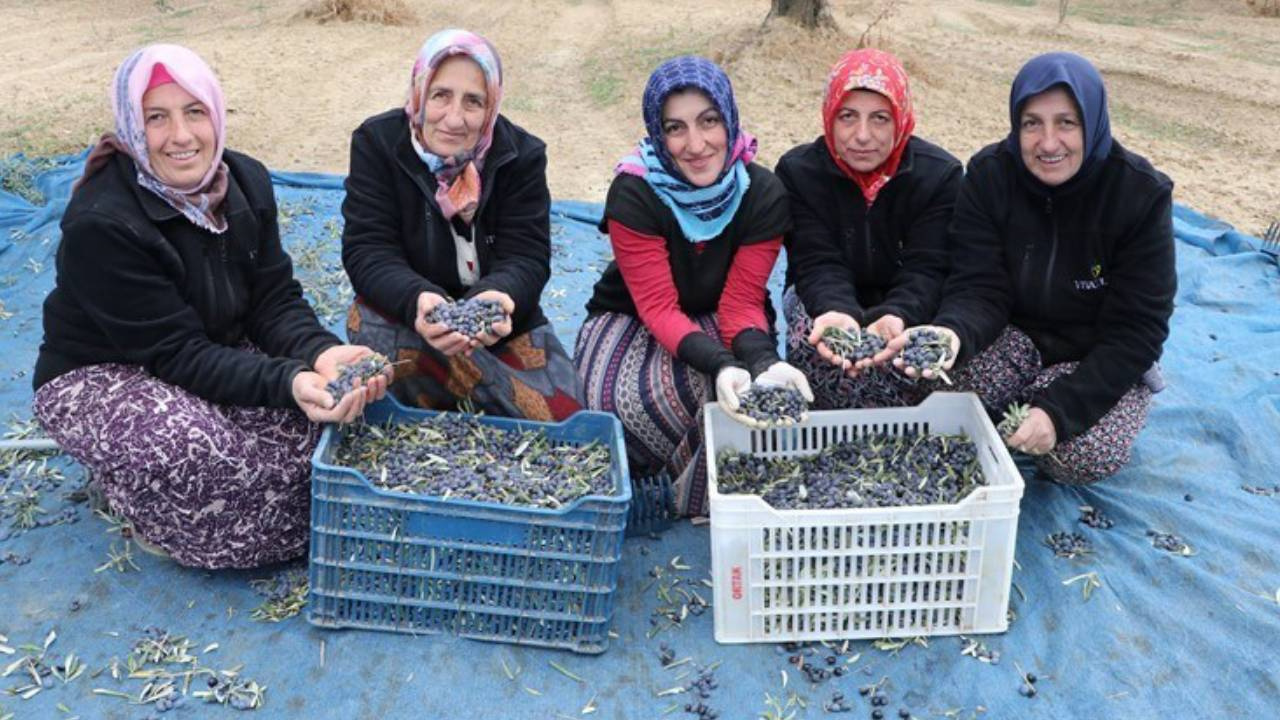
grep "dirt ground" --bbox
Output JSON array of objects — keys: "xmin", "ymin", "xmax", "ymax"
[{"xmin": 1, "ymin": 0, "xmax": 1277, "ymax": 234}]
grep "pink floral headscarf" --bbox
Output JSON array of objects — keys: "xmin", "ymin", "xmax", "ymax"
[
  {"xmin": 404, "ymin": 29, "xmax": 503, "ymax": 223},
  {"xmin": 80, "ymin": 44, "xmax": 229, "ymax": 233}
]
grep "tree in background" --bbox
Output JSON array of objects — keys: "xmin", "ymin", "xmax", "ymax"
[{"xmin": 768, "ymin": 0, "xmax": 835, "ymax": 29}]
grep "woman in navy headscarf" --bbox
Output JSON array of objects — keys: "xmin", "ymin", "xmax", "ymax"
[
  {"xmin": 574, "ymin": 56, "xmax": 811, "ymax": 516},
  {"xmin": 887, "ymin": 52, "xmax": 1176, "ymax": 485}
]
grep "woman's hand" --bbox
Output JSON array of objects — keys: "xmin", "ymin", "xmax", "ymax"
[
  {"xmin": 755, "ymin": 361, "xmax": 815, "ymax": 404},
  {"xmin": 861, "ymin": 314, "xmax": 906, "ymax": 368},
  {"xmin": 1006, "ymin": 407, "xmax": 1057, "ymax": 456},
  {"xmin": 807, "ymin": 311, "xmax": 859, "ymax": 372},
  {"xmin": 471, "ymin": 290, "xmax": 515, "ymax": 347},
  {"xmin": 292, "ymin": 370, "xmax": 366, "ymax": 424},
  {"xmin": 414, "ymin": 291, "xmax": 473, "ymax": 356},
  {"xmin": 313, "ymin": 344, "xmax": 391, "ymax": 406},
  {"xmin": 886, "ymin": 325, "xmax": 960, "ymax": 380},
  {"xmin": 715, "ymin": 366, "xmax": 755, "ymax": 426}
]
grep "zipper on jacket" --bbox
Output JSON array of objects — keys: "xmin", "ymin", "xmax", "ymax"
[
  {"xmin": 1017, "ymin": 241, "xmax": 1036, "ymax": 309},
  {"xmin": 1041, "ymin": 196, "xmax": 1059, "ymax": 315},
  {"xmin": 862, "ymin": 216, "xmax": 875, "ymax": 282},
  {"xmin": 202, "ymin": 242, "xmax": 219, "ymax": 327},
  {"xmin": 221, "ymin": 236, "xmax": 237, "ymax": 320}
]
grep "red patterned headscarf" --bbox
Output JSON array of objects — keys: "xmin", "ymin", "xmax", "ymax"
[{"xmin": 821, "ymin": 49, "xmax": 915, "ymax": 206}]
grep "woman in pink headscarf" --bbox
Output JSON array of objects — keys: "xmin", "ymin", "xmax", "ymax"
[
  {"xmin": 777, "ymin": 48, "xmax": 963, "ymax": 410},
  {"xmin": 33, "ymin": 44, "xmax": 387, "ymax": 569},
  {"xmin": 341, "ymin": 28, "xmax": 582, "ymax": 421}
]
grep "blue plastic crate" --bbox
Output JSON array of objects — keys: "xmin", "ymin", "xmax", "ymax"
[
  {"xmin": 307, "ymin": 399, "xmax": 631, "ymax": 654},
  {"xmin": 626, "ymin": 469, "xmax": 674, "ymax": 537}
]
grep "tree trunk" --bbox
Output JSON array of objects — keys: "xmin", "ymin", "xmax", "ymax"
[{"xmin": 769, "ymin": 0, "xmax": 834, "ymax": 29}]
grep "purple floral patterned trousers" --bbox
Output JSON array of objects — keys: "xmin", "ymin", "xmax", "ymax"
[
  {"xmin": 33, "ymin": 364, "xmax": 320, "ymax": 569},
  {"xmin": 948, "ymin": 326, "xmax": 1155, "ymax": 485},
  {"xmin": 784, "ymin": 285, "xmax": 1153, "ymax": 485}
]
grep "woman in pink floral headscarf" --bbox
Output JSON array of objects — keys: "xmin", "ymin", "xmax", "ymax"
[
  {"xmin": 35, "ymin": 44, "xmax": 386, "ymax": 569},
  {"xmin": 341, "ymin": 28, "xmax": 582, "ymax": 422}
]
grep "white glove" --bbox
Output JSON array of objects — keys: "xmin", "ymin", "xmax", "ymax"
[
  {"xmin": 721, "ymin": 362, "xmax": 814, "ymax": 428},
  {"xmin": 715, "ymin": 366, "xmax": 753, "ymax": 423},
  {"xmin": 755, "ymin": 362, "xmax": 815, "ymax": 403}
]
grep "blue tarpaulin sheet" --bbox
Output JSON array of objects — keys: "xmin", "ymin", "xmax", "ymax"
[{"xmin": 1, "ymin": 151, "xmax": 1277, "ymax": 719}]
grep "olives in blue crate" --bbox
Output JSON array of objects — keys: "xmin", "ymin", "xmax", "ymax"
[
  {"xmin": 334, "ymin": 412, "xmax": 616, "ymax": 508},
  {"xmin": 426, "ymin": 297, "xmax": 508, "ymax": 338}
]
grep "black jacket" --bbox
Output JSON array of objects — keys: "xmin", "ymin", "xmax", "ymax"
[
  {"xmin": 935, "ymin": 140, "xmax": 1176, "ymax": 441},
  {"xmin": 341, "ymin": 110, "xmax": 552, "ymax": 343},
  {"xmin": 35, "ymin": 151, "xmax": 340, "ymax": 408},
  {"xmin": 778, "ymin": 136, "xmax": 962, "ymax": 326}
]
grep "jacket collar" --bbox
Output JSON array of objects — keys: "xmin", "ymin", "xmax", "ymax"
[
  {"xmin": 817, "ymin": 135, "xmax": 915, "ymax": 183},
  {"xmin": 1000, "ymin": 138, "xmax": 1111, "ymax": 202},
  {"xmin": 393, "ymin": 115, "xmax": 519, "ymax": 213},
  {"xmin": 117, "ymin": 152, "xmax": 251, "ymax": 228}
]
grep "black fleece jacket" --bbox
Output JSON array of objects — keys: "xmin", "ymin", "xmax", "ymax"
[
  {"xmin": 341, "ymin": 110, "xmax": 551, "ymax": 343},
  {"xmin": 777, "ymin": 135, "xmax": 962, "ymax": 327},
  {"xmin": 35, "ymin": 150, "xmax": 341, "ymax": 408},
  {"xmin": 934, "ymin": 139, "xmax": 1176, "ymax": 441}
]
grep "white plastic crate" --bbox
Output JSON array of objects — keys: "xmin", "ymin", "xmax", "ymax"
[{"xmin": 705, "ymin": 392, "xmax": 1024, "ymax": 644}]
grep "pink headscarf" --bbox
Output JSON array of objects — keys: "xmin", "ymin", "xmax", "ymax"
[
  {"xmin": 404, "ymin": 29, "xmax": 503, "ymax": 223},
  {"xmin": 80, "ymin": 44, "xmax": 229, "ymax": 233}
]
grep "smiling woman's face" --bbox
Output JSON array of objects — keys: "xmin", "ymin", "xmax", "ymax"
[
  {"xmin": 1018, "ymin": 86, "xmax": 1084, "ymax": 186},
  {"xmin": 660, "ymin": 89, "xmax": 727, "ymax": 187},
  {"xmin": 142, "ymin": 82, "xmax": 216, "ymax": 188},
  {"xmin": 421, "ymin": 55, "xmax": 488, "ymax": 157}
]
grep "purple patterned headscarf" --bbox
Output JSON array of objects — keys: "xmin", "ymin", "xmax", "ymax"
[{"xmin": 615, "ymin": 56, "xmax": 757, "ymax": 242}]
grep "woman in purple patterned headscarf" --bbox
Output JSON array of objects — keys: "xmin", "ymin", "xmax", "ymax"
[
  {"xmin": 574, "ymin": 56, "xmax": 812, "ymax": 517},
  {"xmin": 341, "ymin": 28, "xmax": 582, "ymax": 422},
  {"xmin": 34, "ymin": 44, "xmax": 388, "ymax": 569}
]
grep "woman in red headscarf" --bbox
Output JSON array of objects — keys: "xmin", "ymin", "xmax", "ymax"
[{"xmin": 776, "ymin": 48, "xmax": 962, "ymax": 409}]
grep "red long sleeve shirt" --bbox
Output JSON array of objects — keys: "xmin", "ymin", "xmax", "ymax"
[{"xmin": 608, "ymin": 219, "xmax": 781, "ymax": 357}]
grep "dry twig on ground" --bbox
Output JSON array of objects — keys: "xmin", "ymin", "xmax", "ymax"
[
  {"xmin": 1245, "ymin": 0, "xmax": 1279, "ymax": 17},
  {"xmin": 292, "ymin": 0, "xmax": 417, "ymax": 26},
  {"xmin": 857, "ymin": 0, "xmax": 900, "ymax": 49}
]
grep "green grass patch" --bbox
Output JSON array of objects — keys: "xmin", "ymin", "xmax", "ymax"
[
  {"xmin": 580, "ymin": 32, "xmax": 707, "ymax": 108},
  {"xmin": 584, "ymin": 61, "xmax": 622, "ymax": 107},
  {"xmin": 1109, "ymin": 99, "xmax": 1228, "ymax": 148},
  {"xmin": 503, "ymin": 96, "xmax": 536, "ymax": 113},
  {"xmin": 1069, "ymin": 0, "xmax": 1185, "ymax": 27}
]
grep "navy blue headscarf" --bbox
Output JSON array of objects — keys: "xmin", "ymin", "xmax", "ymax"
[
  {"xmin": 1006, "ymin": 52, "xmax": 1113, "ymax": 188},
  {"xmin": 615, "ymin": 56, "xmax": 758, "ymax": 242}
]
